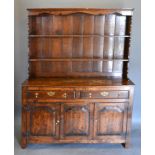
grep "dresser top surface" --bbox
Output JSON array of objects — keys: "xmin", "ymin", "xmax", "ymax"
[
  {"xmin": 23, "ymin": 78, "xmax": 134, "ymax": 87},
  {"xmin": 27, "ymin": 8, "xmax": 133, "ymax": 16},
  {"xmin": 27, "ymin": 8, "xmax": 134, "ymax": 11}
]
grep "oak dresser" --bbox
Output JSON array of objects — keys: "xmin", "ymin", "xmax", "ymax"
[{"xmin": 21, "ymin": 8, "xmax": 134, "ymax": 148}]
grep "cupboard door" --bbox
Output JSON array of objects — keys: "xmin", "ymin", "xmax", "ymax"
[
  {"xmin": 94, "ymin": 103, "xmax": 127, "ymax": 139},
  {"xmin": 61, "ymin": 103, "xmax": 93, "ymax": 140},
  {"xmin": 27, "ymin": 104, "xmax": 60, "ymax": 143}
]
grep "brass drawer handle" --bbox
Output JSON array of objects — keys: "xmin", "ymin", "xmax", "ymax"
[
  {"xmin": 100, "ymin": 91, "xmax": 109, "ymax": 97},
  {"xmin": 62, "ymin": 93, "xmax": 67, "ymax": 98},
  {"xmin": 47, "ymin": 91, "xmax": 55, "ymax": 97}
]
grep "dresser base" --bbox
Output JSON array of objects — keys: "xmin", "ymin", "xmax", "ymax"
[
  {"xmin": 21, "ymin": 78, "xmax": 134, "ymax": 149},
  {"xmin": 21, "ymin": 140, "xmax": 130, "ymax": 149}
]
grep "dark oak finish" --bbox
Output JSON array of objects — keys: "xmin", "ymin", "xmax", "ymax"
[
  {"xmin": 62, "ymin": 103, "xmax": 92, "ymax": 140},
  {"xmin": 94, "ymin": 103, "xmax": 127, "ymax": 137},
  {"xmin": 28, "ymin": 104, "xmax": 60, "ymax": 138},
  {"xmin": 21, "ymin": 8, "xmax": 134, "ymax": 148},
  {"xmin": 28, "ymin": 8, "xmax": 133, "ymax": 78}
]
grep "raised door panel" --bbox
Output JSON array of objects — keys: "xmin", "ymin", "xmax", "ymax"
[
  {"xmin": 94, "ymin": 103, "xmax": 127, "ymax": 139},
  {"xmin": 61, "ymin": 103, "xmax": 93, "ymax": 140},
  {"xmin": 27, "ymin": 104, "xmax": 60, "ymax": 142}
]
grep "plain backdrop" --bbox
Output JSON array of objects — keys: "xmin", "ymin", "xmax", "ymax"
[{"xmin": 14, "ymin": 0, "xmax": 141, "ymax": 124}]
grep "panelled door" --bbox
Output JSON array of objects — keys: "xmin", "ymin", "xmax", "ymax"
[
  {"xmin": 27, "ymin": 103, "xmax": 61, "ymax": 143},
  {"xmin": 61, "ymin": 102, "xmax": 93, "ymax": 140},
  {"xmin": 26, "ymin": 102, "xmax": 128, "ymax": 143},
  {"xmin": 94, "ymin": 102, "xmax": 128, "ymax": 139}
]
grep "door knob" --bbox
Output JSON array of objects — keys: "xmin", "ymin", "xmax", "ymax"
[
  {"xmin": 89, "ymin": 93, "xmax": 92, "ymax": 98},
  {"xmin": 35, "ymin": 92, "xmax": 39, "ymax": 98},
  {"xmin": 56, "ymin": 120, "xmax": 60, "ymax": 125}
]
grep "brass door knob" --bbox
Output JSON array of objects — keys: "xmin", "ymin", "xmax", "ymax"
[
  {"xmin": 89, "ymin": 93, "xmax": 92, "ymax": 98},
  {"xmin": 35, "ymin": 92, "xmax": 39, "ymax": 98},
  {"xmin": 56, "ymin": 120, "xmax": 60, "ymax": 125}
]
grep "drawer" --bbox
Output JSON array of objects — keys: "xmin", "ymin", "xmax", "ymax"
[
  {"xmin": 27, "ymin": 90, "xmax": 75, "ymax": 99},
  {"xmin": 80, "ymin": 91, "xmax": 129, "ymax": 99}
]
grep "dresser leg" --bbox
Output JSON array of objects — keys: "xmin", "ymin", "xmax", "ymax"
[
  {"xmin": 21, "ymin": 136, "xmax": 27, "ymax": 149},
  {"xmin": 122, "ymin": 142, "xmax": 130, "ymax": 148}
]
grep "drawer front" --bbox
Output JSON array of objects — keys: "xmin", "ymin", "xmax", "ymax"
[
  {"xmin": 80, "ymin": 91, "xmax": 129, "ymax": 99},
  {"xmin": 27, "ymin": 91, "xmax": 75, "ymax": 99}
]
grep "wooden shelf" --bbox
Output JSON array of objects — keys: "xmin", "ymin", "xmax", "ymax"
[
  {"xmin": 29, "ymin": 58, "xmax": 129, "ymax": 62},
  {"xmin": 29, "ymin": 35, "xmax": 130, "ymax": 38},
  {"xmin": 27, "ymin": 9, "xmax": 132, "ymax": 78}
]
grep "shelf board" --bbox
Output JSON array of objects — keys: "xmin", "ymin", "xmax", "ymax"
[
  {"xmin": 29, "ymin": 58, "xmax": 129, "ymax": 62},
  {"xmin": 29, "ymin": 34, "xmax": 130, "ymax": 38}
]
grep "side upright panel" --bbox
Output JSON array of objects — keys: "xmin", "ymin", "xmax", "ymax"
[{"xmin": 21, "ymin": 86, "xmax": 28, "ymax": 148}]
